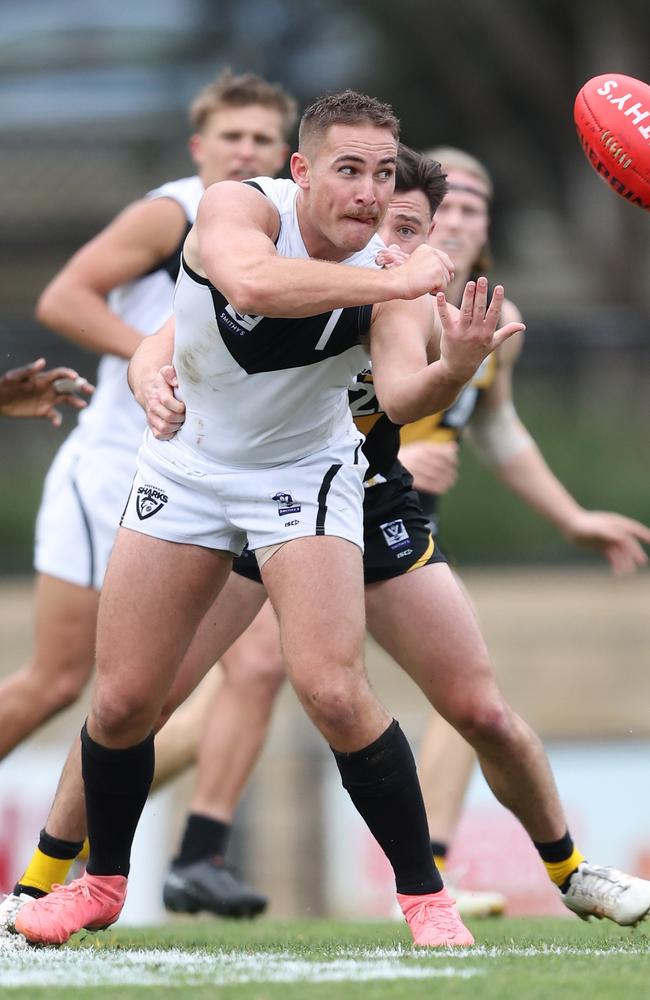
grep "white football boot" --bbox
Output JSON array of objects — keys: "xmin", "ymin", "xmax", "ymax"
[
  {"xmin": 561, "ymin": 863, "xmax": 650, "ymax": 926},
  {"xmin": 0, "ymin": 892, "xmax": 31, "ymax": 936},
  {"xmin": 446, "ymin": 883, "xmax": 506, "ymax": 918}
]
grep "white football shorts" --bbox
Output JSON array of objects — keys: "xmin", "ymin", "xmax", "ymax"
[
  {"xmin": 120, "ymin": 431, "xmax": 368, "ymax": 556},
  {"xmin": 34, "ymin": 438, "xmax": 138, "ymax": 590}
]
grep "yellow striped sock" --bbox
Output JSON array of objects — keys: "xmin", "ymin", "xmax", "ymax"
[
  {"xmin": 544, "ymin": 846, "xmax": 585, "ymax": 887},
  {"xmin": 18, "ymin": 847, "xmax": 75, "ymax": 895},
  {"xmin": 77, "ymin": 838, "xmax": 90, "ymax": 862}
]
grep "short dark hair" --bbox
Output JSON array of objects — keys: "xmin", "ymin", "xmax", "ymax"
[
  {"xmin": 395, "ymin": 144, "xmax": 448, "ymax": 216},
  {"xmin": 298, "ymin": 90, "xmax": 400, "ymax": 151},
  {"xmin": 190, "ymin": 69, "xmax": 298, "ymax": 139}
]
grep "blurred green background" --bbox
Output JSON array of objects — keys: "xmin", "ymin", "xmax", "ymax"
[{"xmin": 1, "ymin": 0, "xmax": 648, "ymax": 573}]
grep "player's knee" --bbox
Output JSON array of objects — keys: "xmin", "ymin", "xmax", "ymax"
[
  {"xmin": 21, "ymin": 657, "xmax": 91, "ymax": 714},
  {"xmin": 155, "ymin": 702, "xmax": 174, "ymax": 732},
  {"xmin": 449, "ymin": 697, "xmax": 513, "ymax": 748},
  {"xmin": 92, "ymin": 687, "xmax": 155, "ymax": 741},
  {"xmin": 233, "ymin": 654, "xmax": 286, "ymax": 699},
  {"xmin": 49, "ymin": 666, "xmax": 91, "ymax": 711},
  {"xmin": 296, "ymin": 672, "xmax": 367, "ymax": 734}
]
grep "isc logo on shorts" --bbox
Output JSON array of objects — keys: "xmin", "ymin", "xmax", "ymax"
[
  {"xmin": 380, "ymin": 519, "xmax": 410, "ymax": 550},
  {"xmin": 135, "ymin": 484, "xmax": 169, "ymax": 520}
]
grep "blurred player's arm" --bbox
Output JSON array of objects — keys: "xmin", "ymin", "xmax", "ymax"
[
  {"xmin": 466, "ymin": 301, "xmax": 650, "ymax": 572},
  {"xmin": 190, "ymin": 183, "xmax": 454, "ymax": 318},
  {"xmin": 128, "ymin": 317, "xmax": 185, "ymax": 440},
  {"xmin": 0, "ymin": 358, "xmax": 93, "ymax": 426},
  {"xmin": 397, "ymin": 439, "xmax": 460, "ymax": 496},
  {"xmin": 36, "ymin": 197, "xmax": 189, "ymax": 358},
  {"xmin": 371, "ymin": 278, "xmax": 524, "ymax": 425}
]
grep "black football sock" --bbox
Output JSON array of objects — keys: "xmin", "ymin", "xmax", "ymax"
[
  {"xmin": 37, "ymin": 829, "xmax": 85, "ymax": 861},
  {"xmin": 175, "ymin": 814, "xmax": 232, "ymax": 866},
  {"xmin": 430, "ymin": 840, "xmax": 449, "ymax": 871},
  {"xmin": 332, "ymin": 719, "xmax": 443, "ymax": 895},
  {"xmin": 533, "ymin": 830, "xmax": 585, "ymax": 890},
  {"xmin": 14, "ymin": 829, "xmax": 85, "ymax": 897},
  {"xmin": 81, "ymin": 721, "xmax": 155, "ymax": 877}
]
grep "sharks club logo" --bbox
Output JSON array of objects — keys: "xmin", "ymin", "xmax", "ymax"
[{"xmin": 136, "ymin": 484, "xmax": 169, "ymax": 520}]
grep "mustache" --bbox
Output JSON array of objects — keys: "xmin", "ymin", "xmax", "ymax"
[{"xmin": 345, "ymin": 209, "xmax": 380, "ymax": 221}]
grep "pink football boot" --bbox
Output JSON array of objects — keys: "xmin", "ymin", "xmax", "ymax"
[
  {"xmin": 397, "ymin": 887, "xmax": 475, "ymax": 947},
  {"xmin": 15, "ymin": 873, "xmax": 127, "ymax": 946}
]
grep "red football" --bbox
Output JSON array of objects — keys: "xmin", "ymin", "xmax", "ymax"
[{"xmin": 574, "ymin": 73, "xmax": 650, "ymax": 210}]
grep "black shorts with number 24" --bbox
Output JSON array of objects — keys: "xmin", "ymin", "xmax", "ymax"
[{"xmin": 232, "ymin": 461, "xmax": 446, "ymax": 586}]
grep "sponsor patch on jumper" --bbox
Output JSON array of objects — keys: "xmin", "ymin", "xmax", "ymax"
[
  {"xmin": 136, "ymin": 484, "xmax": 169, "ymax": 520},
  {"xmin": 380, "ymin": 518, "xmax": 410, "ymax": 550},
  {"xmin": 271, "ymin": 491, "xmax": 301, "ymax": 516},
  {"xmin": 221, "ymin": 303, "xmax": 264, "ymax": 334}
]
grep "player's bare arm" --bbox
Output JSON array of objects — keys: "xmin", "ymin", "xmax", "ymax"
[
  {"xmin": 371, "ymin": 277, "xmax": 524, "ymax": 425},
  {"xmin": 370, "ymin": 294, "xmax": 461, "ymax": 424},
  {"xmin": 128, "ymin": 317, "xmax": 185, "ymax": 440},
  {"xmin": 466, "ymin": 300, "xmax": 650, "ymax": 573},
  {"xmin": 188, "ymin": 182, "xmax": 455, "ymax": 318},
  {"xmin": 36, "ymin": 197, "xmax": 189, "ymax": 359}
]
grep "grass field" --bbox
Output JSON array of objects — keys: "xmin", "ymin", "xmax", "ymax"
[{"xmin": 1, "ymin": 917, "xmax": 650, "ymax": 999}]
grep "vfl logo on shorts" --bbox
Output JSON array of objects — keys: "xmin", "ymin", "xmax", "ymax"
[
  {"xmin": 380, "ymin": 519, "xmax": 411, "ymax": 550},
  {"xmin": 271, "ymin": 491, "xmax": 301, "ymax": 516},
  {"xmin": 136, "ymin": 484, "xmax": 169, "ymax": 520}
]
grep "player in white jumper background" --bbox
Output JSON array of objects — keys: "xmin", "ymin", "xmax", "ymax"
[
  {"xmin": 0, "ymin": 70, "xmax": 296, "ymax": 922},
  {"xmin": 14, "ymin": 91, "xmax": 525, "ymax": 948}
]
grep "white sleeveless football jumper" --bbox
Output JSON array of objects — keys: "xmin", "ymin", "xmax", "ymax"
[
  {"xmin": 121, "ymin": 176, "xmax": 382, "ymax": 557},
  {"xmin": 34, "ymin": 176, "xmax": 204, "ymax": 589}
]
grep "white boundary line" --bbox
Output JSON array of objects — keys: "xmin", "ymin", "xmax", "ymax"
[
  {"xmin": 1, "ymin": 940, "xmax": 649, "ymax": 988},
  {"xmin": 0, "ymin": 946, "xmax": 481, "ymax": 987}
]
